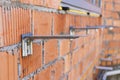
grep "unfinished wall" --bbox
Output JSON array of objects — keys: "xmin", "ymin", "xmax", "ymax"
[
  {"xmin": 102, "ymin": 0, "xmax": 120, "ymax": 66},
  {"xmin": 0, "ymin": 0, "xmax": 102, "ymax": 80}
]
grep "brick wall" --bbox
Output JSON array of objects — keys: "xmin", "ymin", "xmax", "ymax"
[
  {"xmin": 102, "ymin": 0, "xmax": 120, "ymax": 61},
  {"xmin": 0, "ymin": 0, "xmax": 103, "ymax": 80}
]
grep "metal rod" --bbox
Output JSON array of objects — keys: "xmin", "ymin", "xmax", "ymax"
[
  {"xmin": 103, "ymin": 70, "xmax": 120, "ymax": 80},
  {"xmin": 23, "ymin": 35, "xmax": 84, "ymax": 40},
  {"xmin": 96, "ymin": 66, "xmax": 113, "ymax": 71},
  {"xmin": 100, "ymin": 58, "xmax": 113, "ymax": 62},
  {"xmin": 70, "ymin": 25, "xmax": 119, "ymax": 32},
  {"xmin": 70, "ymin": 25, "xmax": 105, "ymax": 31}
]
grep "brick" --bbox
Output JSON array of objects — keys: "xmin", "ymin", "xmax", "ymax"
[
  {"xmin": 79, "ymin": 62, "xmax": 83, "ymax": 75},
  {"xmin": 0, "ymin": 52, "xmax": 18, "ymax": 80},
  {"xmin": 34, "ymin": 67, "xmax": 51, "ymax": 80},
  {"xmin": 33, "ymin": 11, "xmax": 52, "ymax": 35},
  {"xmin": 64, "ymin": 54, "xmax": 71, "ymax": 73},
  {"xmin": 0, "ymin": 7, "xmax": 3, "ymax": 47},
  {"xmin": 1, "ymin": 7, "xmax": 31, "ymax": 46},
  {"xmin": 69, "ymin": 14, "xmax": 75, "ymax": 27},
  {"xmin": 32, "ymin": 0, "xmax": 44, "ymax": 6},
  {"xmin": 71, "ymin": 39, "xmax": 78, "ymax": 50},
  {"xmin": 114, "ymin": 4, "xmax": 120, "ymax": 11},
  {"xmin": 76, "ymin": 37, "xmax": 84, "ymax": 48},
  {"xmin": 21, "ymin": 44, "xmax": 42, "ymax": 78},
  {"xmin": 105, "ymin": 2, "xmax": 113, "ymax": 11},
  {"xmin": 59, "ymin": 40, "xmax": 70, "ymax": 56},
  {"xmin": 108, "ymin": 49, "xmax": 115, "ymax": 54},
  {"xmin": 80, "ymin": 16, "xmax": 89, "ymax": 27},
  {"xmin": 113, "ymin": 0, "xmax": 120, "ymax": 3},
  {"xmin": 64, "ymin": 14, "xmax": 71, "ymax": 34},
  {"xmin": 53, "ymin": 14, "xmax": 67, "ymax": 35},
  {"xmin": 75, "ymin": 16, "xmax": 81, "ymax": 27},
  {"xmin": 20, "ymin": 0, "xmax": 44, "ymax": 6},
  {"xmin": 113, "ymin": 34, "xmax": 120, "ymax": 40},
  {"xmin": 103, "ymin": 34, "xmax": 113, "ymax": 41},
  {"xmin": 112, "ymin": 28, "xmax": 120, "ymax": 33},
  {"xmin": 109, "ymin": 41, "xmax": 120, "ymax": 48},
  {"xmin": 72, "ymin": 50, "xmax": 81, "ymax": 66},
  {"xmin": 0, "ymin": 52, "xmax": 9, "ymax": 80},
  {"xmin": 105, "ymin": 19, "xmax": 113, "ymax": 25},
  {"xmin": 112, "ymin": 12, "xmax": 120, "ymax": 19},
  {"xmin": 50, "ymin": 60, "xmax": 64, "ymax": 80},
  {"xmin": 102, "ymin": 11, "xmax": 112, "ymax": 18},
  {"xmin": 44, "ymin": 40, "xmax": 58, "ymax": 64},
  {"xmin": 68, "ymin": 67, "xmax": 80, "ymax": 80},
  {"xmin": 45, "ymin": 0, "xmax": 61, "ymax": 9},
  {"xmin": 34, "ymin": 59, "xmax": 64, "ymax": 80},
  {"xmin": 113, "ymin": 20, "xmax": 120, "ymax": 27}
]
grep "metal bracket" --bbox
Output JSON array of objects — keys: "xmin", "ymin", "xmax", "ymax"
[
  {"xmin": 22, "ymin": 33, "xmax": 33, "ymax": 57},
  {"xmin": 21, "ymin": 33, "xmax": 82, "ymax": 57},
  {"xmin": 70, "ymin": 25, "xmax": 106, "ymax": 35}
]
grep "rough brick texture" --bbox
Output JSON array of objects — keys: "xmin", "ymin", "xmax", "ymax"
[
  {"xmin": 1, "ymin": 0, "xmax": 120, "ymax": 80},
  {"xmin": 0, "ymin": 52, "xmax": 18, "ymax": 80},
  {"xmin": 102, "ymin": 0, "xmax": 120, "ymax": 67}
]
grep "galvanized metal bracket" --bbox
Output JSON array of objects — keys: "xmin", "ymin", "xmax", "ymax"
[
  {"xmin": 70, "ymin": 25, "xmax": 106, "ymax": 35},
  {"xmin": 22, "ymin": 33, "xmax": 33, "ymax": 57},
  {"xmin": 22, "ymin": 33, "xmax": 82, "ymax": 57}
]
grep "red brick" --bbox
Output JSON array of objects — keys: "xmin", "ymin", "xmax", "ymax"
[
  {"xmin": 76, "ymin": 37, "xmax": 84, "ymax": 47},
  {"xmin": 59, "ymin": 40, "xmax": 70, "ymax": 56},
  {"xmin": 72, "ymin": 50, "xmax": 81, "ymax": 66},
  {"xmin": 0, "ymin": 52, "xmax": 9, "ymax": 80},
  {"xmin": 64, "ymin": 54, "xmax": 71, "ymax": 73},
  {"xmin": 71, "ymin": 39, "xmax": 78, "ymax": 50},
  {"xmin": 64, "ymin": 14, "xmax": 71, "ymax": 34},
  {"xmin": 34, "ymin": 67, "xmax": 51, "ymax": 80},
  {"xmin": 102, "ymin": 11, "xmax": 112, "ymax": 18},
  {"xmin": 53, "ymin": 14, "xmax": 67, "ymax": 35},
  {"xmin": 69, "ymin": 14, "xmax": 75, "ymax": 27},
  {"xmin": 34, "ymin": 59, "xmax": 64, "ymax": 80},
  {"xmin": 32, "ymin": 0, "xmax": 44, "ymax": 6},
  {"xmin": 20, "ymin": 0, "xmax": 44, "ymax": 6},
  {"xmin": 75, "ymin": 16, "xmax": 81, "ymax": 27},
  {"xmin": 33, "ymin": 11, "xmax": 52, "ymax": 35},
  {"xmin": 44, "ymin": 40, "xmax": 58, "ymax": 64},
  {"xmin": 50, "ymin": 60, "xmax": 64, "ymax": 80},
  {"xmin": 113, "ymin": 34, "xmax": 120, "ymax": 40},
  {"xmin": 114, "ymin": 4, "xmax": 120, "ymax": 11},
  {"xmin": 80, "ymin": 16, "xmax": 89, "ymax": 27},
  {"xmin": 0, "ymin": 7, "xmax": 3, "ymax": 47},
  {"xmin": 21, "ymin": 44, "xmax": 42, "ymax": 78},
  {"xmin": 113, "ymin": 20, "xmax": 120, "ymax": 27},
  {"xmin": 112, "ymin": 12, "xmax": 120, "ymax": 19},
  {"xmin": 45, "ymin": 0, "xmax": 61, "ymax": 9},
  {"xmin": 1, "ymin": 7, "xmax": 31, "ymax": 46},
  {"xmin": 68, "ymin": 67, "xmax": 79, "ymax": 80},
  {"xmin": 114, "ymin": 0, "xmax": 120, "ymax": 3},
  {"xmin": 0, "ymin": 52, "xmax": 18, "ymax": 80},
  {"xmin": 103, "ymin": 34, "xmax": 113, "ymax": 41},
  {"xmin": 105, "ymin": 19, "xmax": 113, "ymax": 25},
  {"xmin": 89, "ymin": 17, "xmax": 95, "ymax": 26},
  {"xmin": 109, "ymin": 41, "xmax": 120, "ymax": 48},
  {"xmin": 105, "ymin": 3, "xmax": 113, "ymax": 11},
  {"xmin": 112, "ymin": 28, "xmax": 120, "ymax": 33}
]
